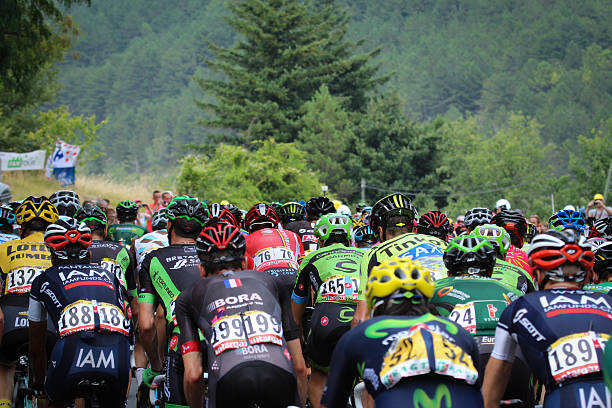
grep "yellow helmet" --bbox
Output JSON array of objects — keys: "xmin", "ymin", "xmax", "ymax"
[
  {"xmin": 15, "ymin": 196, "xmax": 59, "ymax": 225},
  {"xmin": 365, "ymin": 257, "xmax": 434, "ymax": 308}
]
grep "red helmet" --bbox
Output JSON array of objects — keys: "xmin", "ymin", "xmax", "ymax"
[
  {"xmin": 417, "ymin": 211, "xmax": 451, "ymax": 239},
  {"xmin": 45, "ymin": 218, "xmax": 93, "ymax": 260},
  {"xmin": 245, "ymin": 203, "xmax": 279, "ymax": 232},
  {"xmin": 197, "ymin": 222, "xmax": 246, "ymax": 261}
]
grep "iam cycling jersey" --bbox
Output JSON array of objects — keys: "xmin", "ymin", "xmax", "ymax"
[
  {"xmin": 321, "ymin": 314, "xmax": 483, "ymax": 408},
  {"xmin": 292, "ymin": 243, "xmax": 366, "ymax": 305},
  {"xmin": 505, "ymin": 245, "xmax": 534, "ymax": 279},
  {"xmin": 491, "ymin": 259, "xmax": 536, "ymax": 294},
  {"xmin": 491, "ymin": 288, "xmax": 612, "ymax": 407},
  {"xmin": 107, "ymin": 222, "xmax": 148, "ymax": 247},
  {"xmin": 0, "ymin": 232, "xmax": 19, "ymax": 244},
  {"xmin": 357, "ymin": 233, "xmax": 448, "ymax": 301},
  {"xmin": 89, "ymin": 240, "xmax": 136, "ymax": 298},
  {"xmin": 284, "ymin": 220, "xmax": 319, "ymax": 254},
  {"xmin": 245, "ymin": 228, "xmax": 304, "ymax": 293},
  {"xmin": 0, "ymin": 232, "xmax": 51, "ymax": 297},
  {"xmin": 133, "ymin": 230, "xmax": 168, "ymax": 272},
  {"xmin": 175, "ymin": 269, "xmax": 299, "ymax": 408}
]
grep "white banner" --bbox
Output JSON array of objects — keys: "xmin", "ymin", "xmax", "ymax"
[
  {"xmin": 0, "ymin": 150, "xmax": 47, "ymax": 171},
  {"xmin": 51, "ymin": 140, "xmax": 81, "ymax": 169}
]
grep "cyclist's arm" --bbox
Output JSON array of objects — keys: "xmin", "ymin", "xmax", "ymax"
[
  {"xmin": 352, "ymin": 254, "xmax": 372, "ymax": 328},
  {"xmin": 176, "ymin": 287, "xmax": 204, "ymax": 408},
  {"xmin": 138, "ymin": 253, "xmax": 163, "ymax": 372},
  {"xmin": 482, "ymin": 318, "xmax": 517, "ymax": 407},
  {"xmin": 28, "ymin": 288, "xmax": 48, "ymax": 385},
  {"xmin": 291, "ymin": 260, "xmax": 312, "ymax": 337}
]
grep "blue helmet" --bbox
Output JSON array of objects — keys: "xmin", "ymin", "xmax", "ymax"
[
  {"xmin": 549, "ymin": 210, "xmax": 586, "ymax": 233},
  {"xmin": 0, "ymin": 204, "xmax": 15, "ymax": 228},
  {"xmin": 354, "ymin": 225, "xmax": 377, "ymax": 245}
]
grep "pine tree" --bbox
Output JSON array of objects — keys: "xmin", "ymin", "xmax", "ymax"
[{"xmin": 196, "ymin": 0, "xmax": 387, "ymax": 144}]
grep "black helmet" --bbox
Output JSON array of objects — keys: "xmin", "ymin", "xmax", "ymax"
[
  {"xmin": 225, "ymin": 204, "xmax": 243, "ymax": 227},
  {"xmin": 417, "ymin": 211, "xmax": 451, "ymax": 240},
  {"xmin": 0, "ymin": 204, "xmax": 15, "ymax": 228},
  {"xmin": 151, "ymin": 208, "xmax": 168, "ymax": 231},
  {"xmin": 370, "ymin": 193, "xmax": 418, "ymax": 232},
  {"xmin": 593, "ymin": 241, "xmax": 612, "ymax": 282},
  {"xmin": 278, "ymin": 202, "xmax": 306, "ymax": 224},
  {"xmin": 208, "ymin": 203, "xmax": 224, "ymax": 219},
  {"xmin": 464, "ymin": 207, "xmax": 493, "ymax": 232},
  {"xmin": 166, "ymin": 196, "xmax": 208, "ymax": 236},
  {"xmin": 15, "ymin": 196, "xmax": 59, "ymax": 227},
  {"xmin": 443, "ymin": 235, "xmax": 497, "ymax": 277},
  {"xmin": 245, "ymin": 203, "xmax": 279, "ymax": 232},
  {"xmin": 116, "ymin": 200, "xmax": 139, "ymax": 222},
  {"xmin": 305, "ymin": 197, "xmax": 335, "ymax": 220},
  {"xmin": 74, "ymin": 204, "xmax": 107, "ymax": 231},
  {"xmin": 197, "ymin": 222, "xmax": 246, "ymax": 265},
  {"xmin": 491, "ymin": 209, "xmax": 527, "ymax": 248},
  {"xmin": 49, "ymin": 190, "xmax": 81, "ymax": 217},
  {"xmin": 45, "ymin": 217, "xmax": 92, "ymax": 261}
]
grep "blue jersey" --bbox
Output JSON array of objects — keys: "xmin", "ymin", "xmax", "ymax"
[
  {"xmin": 322, "ymin": 313, "xmax": 482, "ymax": 408},
  {"xmin": 492, "ymin": 289, "xmax": 612, "ymax": 389},
  {"xmin": 0, "ymin": 232, "xmax": 18, "ymax": 244}
]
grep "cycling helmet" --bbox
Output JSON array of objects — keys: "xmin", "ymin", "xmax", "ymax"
[
  {"xmin": 245, "ymin": 203, "xmax": 279, "ymax": 232},
  {"xmin": 166, "ymin": 196, "xmax": 209, "ymax": 229},
  {"xmin": 365, "ymin": 257, "xmax": 434, "ymax": 309},
  {"xmin": 355, "ymin": 203, "xmax": 368, "ymax": 213},
  {"xmin": 151, "ymin": 208, "xmax": 168, "ymax": 231},
  {"xmin": 495, "ymin": 198, "xmax": 511, "ymax": 211},
  {"xmin": 279, "ymin": 202, "xmax": 306, "ymax": 224},
  {"xmin": 269, "ymin": 202, "xmax": 283, "ymax": 215},
  {"xmin": 370, "ymin": 193, "xmax": 418, "ymax": 232},
  {"xmin": 305, "ymin": 197, "xmax": 335, "ymax": 220},
  {"xmin": 0, "ymin": 204, "xmax": 15, "ymax": 228},
  {"xmin": 49, "ymin": 190, "xmax": 81, "ymax": 217},
  {"xmin": 593, "ymin": 218, "xmax": 612, "ymax": 240},
  {"xmin": 464, "ymin": 207, "xmax": 493, "ymax": 232},
  {"xmin": 353, "ymin": 225, "xmax": 377, "ymax": 245},
  {"xmin": 196, "ymin": 222, "xmax": 246, "ymax": 264},
  {"xmin": 472, "ymin": 224, "xmax": 511, "ymax": 257},
  {"xmin": 525, "ymin": 222, "xmax": 538, "ymax": 243},
  {"xmin": 44, "ymin": 217, "xmax": 93, "ymax": 261},
  {"xmin": 74, "ymin": 204, "xmax": 107, "ymax": 231},
  {"xmin": 315, "ymin": 213, "xmax": 352, "ymax": 242},
  {"xmin": 208, "ymin": 203, "xmax": 224, "ymax": 219},
  {"xmin": 548, "ymin": 210, "xmax": 586, "ymax": 233},
  {"xmin": 224, "ymin": 204, "xmax": 243, "ymax": 227},
  {"xmin": 491, "ymin": 209, "xmax": 527, "ymax": 248},
  {"xmin": 593, "ymin": 242, "xmax": 612, "ymax": 282},
  {"xmin": 417, "ymin": 211, "xmax": 452, "ymax": 240},
  {"xmin": 443, "ymin": 235, "xmax": 497, "ymax": 277},
  {"xmin": 116, "ymin": 200, "xmax": 139, "ymax": 221},
  {"xmin": 528, "ymin": 229, "xmax": 594, "ymax": 285},
  {"xmin": 15, "ymin": 196, "xmax": 59, "ymax": 226}
]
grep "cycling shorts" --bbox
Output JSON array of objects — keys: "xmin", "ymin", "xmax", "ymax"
[
  {"xmin": 0, "ymin": 296, "xmax": 55, "ymax": 365},
  {"xmin": 45, "ymin": 331, "xmax": 130, "ymax": 406},
  {"xmin": 544, "ymin": 377, "xmax": 609, "ymax": 408},
  {"xmin": 374, "ymin": 374, "xmax": 483, "ymax": 408},
  {"xmin": 164, "ymin": 347, "xmax": 188, "ymax": 407},
  {"xmin": 216, "ymin": 360, "xmax": 297, "ymax": 408},
  {"xmin": 306, "ymin": 302, "xmax": 355, "ymax": 372}
]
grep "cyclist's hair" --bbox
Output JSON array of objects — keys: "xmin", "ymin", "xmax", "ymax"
[
  {"xmin": 201, "ymin": 250, "xmax": 244, "ymax": 275},
  {"xmin": 21, "ymin": 219, "xmax": 49, "ymax": 237},
  {"xmin": 373, "ymin": 297, "xmax": 439, "ymax": 317},
  {"xmin": 324, "ymin": 232, "xmax": 350, "ymax": 246},
  {"xmin": 384, "ymin": 215, "xmax": 413, "ymax": 237},
  {"xmin": 172, "ymin": 218, "xmax": 202, "ymax": 239}
]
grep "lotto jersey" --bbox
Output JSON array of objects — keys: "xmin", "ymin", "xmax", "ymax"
[
  {"xmin": 357, "ymin": 233, "xmax": 448, "ymax": 300},
  {"xmin": 107, "ymin": 223, "xmax": 148, "ymax": 247},
  {"xmin": 292, "ymin": 243, "xmax": 366, "ymax": 305},
  {"xmin": 431, "ymin": 275, "xmax": 523, "ymax": 336},
  {"xmin": 491, "ymin": 259, "xmax": 535, "ymax": 294},
  {"xmin": 0, "ymin": 232, "xmax": 52, "ymax": 296}
]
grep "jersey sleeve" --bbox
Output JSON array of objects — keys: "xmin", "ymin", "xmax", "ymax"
[
  {"xmin": 175, "ymin": 285, "xmax": 201, "ymax": 349},
  {"xmin": 118, "ymin": 247, "xmax": 137, "ymax": 298},
  {"xmin": 138, "ymin": 252, "xmax": 156, "ymax": 304},
  {"xmin": 275, "ymin": 275, "xmax": 299, "ymax": 342},
  {"xmin": 292, "ymin": 256, "xmax": 313, "ymax": 304},
  {"xmin": 357, "ymin": 250, "xmax": 374, "ymax": 301},
  {"xmin": 321, "ymin": 330, "xmax": 359, "ymax": 408},
  {"xmin": 490, "ymin": 301, "xmax": 518, "ymax": 362}
]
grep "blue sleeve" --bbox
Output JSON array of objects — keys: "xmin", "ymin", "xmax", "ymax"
[{"xmin": 321, "ymin": 330, "xmax": 359, "ymax": 408}]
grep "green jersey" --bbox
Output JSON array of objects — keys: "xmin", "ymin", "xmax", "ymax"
[
  {"xmin": 491, "ymin": 259, "xmax": 535, "ymax": 294},
  {"xmin": 292, "ymin": 243, "xmax": 366, "ymax": 305},
  {"xmin": 107, "ymin": 222, "xmax": 148, "ymax": 248},
  {"xmin": 431, "ymin": 275, "xmax": 522, "ymax": 336},
  {"xmin": 584, "ymin": 282, "xmax": 612, "ymax": 294},
  {"xmin": 357, "ymin": 233, "xmax": 448, "ymax": 300}
]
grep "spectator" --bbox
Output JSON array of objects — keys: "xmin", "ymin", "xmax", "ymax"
[
  {"xmin": 143, "ymin": 190, "xmax": 164, "ymax": 231},
  {"xmin": 161, "ymin": 190, "xmax": 174, "ymax": 206},
  {"xmin": 528, "ymin": 214, "xmax": 542, "ymax": 233},
  {"xmin": 102, "ymin": 207, "xmax": 118, "ymax": 225},
  {"xmin": 97, "ymin": 198, "xmax": 110, "ymax": 209},
  {"xmin": 586, "ymin": 193, "xmax": 612, "ymax": 220},
  {"xmin": 494, "ymin": 198, "xmax": 511, "ymax": 214},
  {"xmin": 454, "ymin": 215, "xmax": 467, "ymax": 235}
]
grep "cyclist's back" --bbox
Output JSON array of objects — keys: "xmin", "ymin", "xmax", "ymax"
[
  {"xmin": 107, "ymin": 200, "xmax": 147, "ymax": 247},
  {"xmin": 492, "ymin": 258, "xmax": 535, "ymax": 294}
]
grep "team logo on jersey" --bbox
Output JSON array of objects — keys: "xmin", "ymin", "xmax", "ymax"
[
  {"xmin": 321, "ymin": 316, "xmax": 329, "ymax": 326},
  {"xmin": 224, "ymin": 279, "xmax": 242, "ymax": 288},
  {"xmin": 401, "ymin": 243, "xmax": 445, "ymax": 260}
]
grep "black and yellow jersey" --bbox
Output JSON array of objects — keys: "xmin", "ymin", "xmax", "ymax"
[{"xmin": 0, "ymin": 232, "xmax": 52, "ymax": 296}]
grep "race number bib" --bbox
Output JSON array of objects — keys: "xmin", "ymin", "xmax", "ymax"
[
  {"xmin": 548, "ymin": 332, "xmax": 609, "ymax": 383},
  {"xmin": 100, "ymin": 258, "xmax": 125, "ymax": 289},
  {"xmin": 379, "ymin": 328, "xmax": 478, "ymax": 389},
  {"xmin": 210, "ymin": 310, "xmax": 283, "ymax": 356},
  {"xmin": 6, "ymin": 267, "xmax": 43, "ymax": 294},
  {"xmin": 448, "ymin": 303, "xmax": 477, "ymax": 334},
  {"xmin": 319, "ymin": 275, "xmax": 359, "ymax": 302},
  {"xmin": 253, "ymin": 247, "xmax": 296, "ymax": 267},
  {"xmin": 58, "ymin": 300, "xmax": 130, "ymax": 337}
]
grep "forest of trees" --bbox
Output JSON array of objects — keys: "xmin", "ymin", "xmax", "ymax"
[{"xmin": 2, "ymin": 0, "xmax": 612, "ymax": 217}]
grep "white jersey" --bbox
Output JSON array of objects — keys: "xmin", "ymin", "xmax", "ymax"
[
  {"xmin": 133, "ymin": 230, "xmax": 169, "ymax": 272},
  {"xmin": 0, "ymin": 232, "xmax": 19, "ymax": 244}
]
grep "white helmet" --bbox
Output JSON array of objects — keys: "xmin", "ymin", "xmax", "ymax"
[{"xmin": 495, "ymin": 198, "xmax": 511, "ymax": 211}]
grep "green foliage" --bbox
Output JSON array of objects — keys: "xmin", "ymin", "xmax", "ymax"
[{"xmin": 177, "ymin": 139, "xmax": 321, "ymax": 208}]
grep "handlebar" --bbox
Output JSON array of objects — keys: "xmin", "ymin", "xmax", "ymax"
[{"xmin": 149, "ymin": 374, "xmax": 166, "ymax": 405}]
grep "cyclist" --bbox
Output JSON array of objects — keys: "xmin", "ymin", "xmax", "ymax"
[
  {"xmin": 132, "ymin": 208, "xmax": 169, "ymax": 274},
  {"xmin": 593, "ymin": 218, "xmax": 612, "ymax": 240},
  {"xmin": 175, "ymin": 221, "xmax": 307, "ymax": 407},
  {"xmin": 464, "ymin": 207, "xmax": 494, "ymax": 233},
  {"xmin": 353, "ymin": 225, "xmax": 377, "ymax": 249},
  {"xmin": 305, "ymin": 196, "xmax": 335, "ymax": 223},
  {"xmin": 473, "ymin": 224, "xmax": 535, "ymax": 294},
  {"xmin": 583, "ymin": 241, "xmax": 612, "ymax": 294},
  {"xmin": 353, "ymin": 193, "xmax": 447, "ymax": 327},
  {"xmin": 138, "ymin": 196, "xmax": 208, "ymax": 408},
  {"xmin": 548, "ymin": 209, "xmax": 586, "ymax": 233},
  {"xmin": 0, "ymin": 204, "xmax": 18, "ymax": 244},
  {"xmin": 417, "ymin": 210, "xmax": 453, "ymax": 242},
  {"xmin": 280, "ymin": 202, "xmax": 319, "ymax": 254},
  {"xmin": 49, "ymin": 190, "xmax": 81, "ymax": 218},
  {"xmin": 28, "ymin": 218, "xmax": 131, "ymax": 407},
  {"xmin": 107, "ymin": 200, "xmax": 148, "ymax": 247},
  {"xmin": 322, "ymin": 257, "xmax": 482, "ymax": 408},
  {"xmin": 0, "ymin": 196, "xmax": 58, "ymax": 408},
  {"xmin": 291, "ymin": 213, "xmax": 366, "ymax": 408},
  {"xmin": 482, "ymin": 229, "xmax": 612, "ymax": 408},
  {"xmin": 491, "ymin": 209, "xmax": 534, "ymax": 277},
  {"xmin": 431, "ymin": 235, "xmax": 532, "ymax": 405},
  {"xmin": 244, "ymin": 203, "xmax": 304, "ymax": 295}
]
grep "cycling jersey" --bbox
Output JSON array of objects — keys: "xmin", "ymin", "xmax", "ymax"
[
  {"xmin": 175, "ymin": 269, "xmax": 299, "ymax": 408},
  {"xmin": 133, "ymin": 230, "xmax": 168, "ymax": 272},
  {"xmin": 0, "ymin": 232, "xmax": 18, "ymax": 244},
  {"xmin": 0, "ymin": 232, "xmax": 51, "ymax": 297},
  {"xmin": 284, "ymin": 220, "xmax": 318, "ymax": 254},
  {"xmin": 89, "ymin": 239, "xmax": 136, "ymax": 298},
  {"xmin": 107, "ymin": 222, "xmax": 148, "ymax": 247},
  {"xmin": 505, "ymin": 245, "xmax": 534, "ymax": 278},
  {"xmin": 584, "ymin": 282, "xmax": 612, "ymax": 295},
  {"xmin": 322, "ymin": 314, "xmax": 483, "ymax": 408},
  {"xmin": 357, "ymin": 233, "xmax": 448, "ymax": 301},
  {"xmin": 491, "ymin": 259, "xmax": 536, "ymax": 294},
  {"xmin": 491, "ymin": 288, "xmax": 612, "ymax": 406},
  {"xmin": 292, "ymin": 243, "xmax": 366, "ymax": 305}
]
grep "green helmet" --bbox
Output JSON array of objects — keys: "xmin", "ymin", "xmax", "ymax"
[
  {"xmin": 166, "ymin": 195, "xmax": 208, "ymax": 227},
  {"xmin": 116, "ymin": 200, "xmax": 138, "ymax": 221},
  {"xmin": 443, "ymin": 234, "xmax": 497, "ymax": 277},
  {"xmin": 315, "ymin": 213, "xmax": 352, "ymax": 242},
  {"xmin": 75, "ymin": 204, "xmax": 107, "ymax": 226},
  {"xmin": 473, "ymin": 224, "xmax": 511, "ymax": 257}
]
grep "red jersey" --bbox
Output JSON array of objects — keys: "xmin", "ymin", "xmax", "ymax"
[{"xmin": 245, "ymin": 228, "xmax": 304, "ymax": 271}]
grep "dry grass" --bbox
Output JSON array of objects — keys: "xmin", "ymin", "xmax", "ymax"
[{"xmin": 2, "ymin": 171, "xmax": 162, "ymax": 205}]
